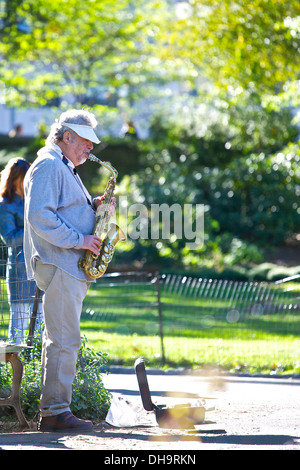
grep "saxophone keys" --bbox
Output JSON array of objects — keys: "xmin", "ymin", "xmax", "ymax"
[
  {"xmin": 102, "ymin": 253, "xmax": 111, "ymax": 263},
  {"xmin": 98, "ymin": 262, "xmax": 107, "ymax": 273},
  {"xmin": 88, "ymin": 267, "xmax": 100, "ymax": 278}
]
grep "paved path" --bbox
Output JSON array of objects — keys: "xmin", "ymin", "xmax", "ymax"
[
  {"xmin": 0, "ymin": 371, "xmax": 300, "ymax": 450},
  {"xmin": 103, "ymin": 371, "xmax": 300, "ymax": 448}
]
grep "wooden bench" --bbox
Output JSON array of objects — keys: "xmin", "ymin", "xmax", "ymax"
[
  {"xmin": 0, "ymin": 342, "xmax": 30, "ymax": 429},
  {"xmin": 0, "ymin": 286, "xmax": 41, "ymax": 430}
]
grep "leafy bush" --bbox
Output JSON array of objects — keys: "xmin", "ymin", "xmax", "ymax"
[
  {"xmin": 148, "ymin": 95, "xmax": 298, "ymax": 168},
  {"xmin": 71, "ymin": 338, "xmax": 111, "ymax": 421},
  {"xmin": 201, "ymin": 145, "xmax": 300, "ymax": 245},
  {"xmin": 0, "ymin": 337, "xmax": 111, "ymax": 423}
]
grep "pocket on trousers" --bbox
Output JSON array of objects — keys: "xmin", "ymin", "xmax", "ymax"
[{"xmin": 34, "ymin": 261, "xmax": 57, "ymax": 292}]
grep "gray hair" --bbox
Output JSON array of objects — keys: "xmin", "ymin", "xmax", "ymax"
[{"xmin": 46, "ymin": 109, "xmax": 98, "ymax": 145}]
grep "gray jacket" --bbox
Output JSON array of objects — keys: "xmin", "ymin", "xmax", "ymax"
[{"xmin": 24, "ymin": 145, "xmax": 96, "ymax": 282}]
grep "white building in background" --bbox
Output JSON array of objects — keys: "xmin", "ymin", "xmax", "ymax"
[
  {"xmin": 0, "ymin": 101, "xmax": 148, "ymax": 139},
  {"xmin": 0, "ymin": 104, "xmax": 56, "ymax": 137},
  {"xmin": 0, "ymin": 80, "xmax": 187, "ymax": 140}
]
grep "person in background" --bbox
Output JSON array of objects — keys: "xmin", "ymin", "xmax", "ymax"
[
  {"xmin": 121, "ymin": 120, "xmax": 138, "ymax": 139},
  {"xmin": 0, "ymin": 158, "xmax": 42, "ymax": 344},
  {"xmin": 9, "ymin": 124, "xmax": 23, "ymax": 138}
]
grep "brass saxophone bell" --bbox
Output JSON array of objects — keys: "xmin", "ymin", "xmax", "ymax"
[{"xmin": 104, "ymin": 223, "xmax": 126, "ymax": 248}]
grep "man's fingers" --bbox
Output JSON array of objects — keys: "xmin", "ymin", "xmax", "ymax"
[
  {"xmin": 83, "ymin": 235, "xmax": 102, "ymax": 255},
  {"xmin": 91, "ymin": 236, "xmax": 102, "ymax": 254}
]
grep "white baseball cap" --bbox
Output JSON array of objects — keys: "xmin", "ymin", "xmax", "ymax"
[{"xmin": 61, "ymin": 121, "xmax": 100, "ymax": 144}]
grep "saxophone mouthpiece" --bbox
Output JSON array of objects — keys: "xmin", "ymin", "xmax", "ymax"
[
  {"xmin": 87, "ymin": 153, "xmax": 101, "ymax": 163},
  {"xmin": 88, "ymin": 153, "xmax": 118, "ymax": 179}
]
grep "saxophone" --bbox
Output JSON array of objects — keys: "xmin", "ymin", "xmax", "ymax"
[{"xmin": 79, "ymin": 153, "xmax": 126, "ymax": 279}]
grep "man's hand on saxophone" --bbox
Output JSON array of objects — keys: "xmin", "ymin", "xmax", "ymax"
[
  {"xmin": 82, "ymin": 197, "xmax": 116, "ymax": 255},
  {"xmin": 82, "ymin": 234, "xmax": 102, "ymax": 256},
  {"xmin": 93, "ymin": 196, "xmax": 116, "ymax": 217}
]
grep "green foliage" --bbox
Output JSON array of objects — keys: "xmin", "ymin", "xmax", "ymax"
[
  {"xmin": 0, "ymin": 0, "xmax": 299, "ymax": 117},
  {"xmin": 71, "ymin": 337, "xmax": 111, "ymax": 421},
  {"xmin": 148, "ymin": 94, "xmax": 298, "ymax": 168},
  {"xmin": 201, "ymin": 144, "xmax": 300, "ymax": 245},
  {"xmin": 113, "ymin": 108, "xmax": 299, "ymax": 270},
  {"xmin": 0, "ymin": 0, "xmax": 168, "ymax": 107},
  {"xmin": 0, "ymin": 336, "xmax": 111, "ymax": 422},
  {"xmin": 166, "ymin": 0, "xmax": 300, "ymax": 99}
]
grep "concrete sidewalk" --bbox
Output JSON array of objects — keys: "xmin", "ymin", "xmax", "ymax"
[
  {"xmin": 0, "ymin": 372, "xmax": 300, "ymax": 450},
  {"xmin": 103, "ymin": 371, "xmax": 300, "ymax": 446}
]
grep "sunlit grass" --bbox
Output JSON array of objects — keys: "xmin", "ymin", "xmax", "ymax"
[
  {"xmin": 80, "ymin": 279, "xmax": 300, "ymax": 374},
  {"xmin": 80, "ymin": 319, "xmax": 300, "ymax": 374},
  {"xmin": 2, "ymin": 273, "xmax": 298, "ymax": 374}
]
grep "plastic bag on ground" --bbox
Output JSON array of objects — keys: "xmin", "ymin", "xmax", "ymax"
[{"xmin": 105, "ymin": 393, "xmax": 157, "ymax": 427}]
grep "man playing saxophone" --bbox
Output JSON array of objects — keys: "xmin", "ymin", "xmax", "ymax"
[{"xmin": 24, "ymin": 109, "xmax": 114, "ymax": 432}]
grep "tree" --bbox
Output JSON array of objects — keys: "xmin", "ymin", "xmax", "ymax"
[
  {"xmin": 1, "ymin": 1, "xmax": 299, "ymax": 112},
  {"xmin": 0, "ymin": 0, "xmax": 168, "ymax": 108},
  {"xmin": 163, "ymin": 0, "xmax": 300, "ymax": 104}
]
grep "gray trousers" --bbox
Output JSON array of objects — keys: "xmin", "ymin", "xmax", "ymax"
[{"xmin": 34, "ymin": 261, "xmax": 90, "ymax": 417}]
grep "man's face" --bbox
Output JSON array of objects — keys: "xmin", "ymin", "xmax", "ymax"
[{"xmin": 63, "ymin": 130, "xmax": 94, "ymax": 166}]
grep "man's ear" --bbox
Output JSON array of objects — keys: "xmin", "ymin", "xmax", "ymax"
[{"xmin": 62, "ymin": 130, "xmax": 72, "ymax": 144}]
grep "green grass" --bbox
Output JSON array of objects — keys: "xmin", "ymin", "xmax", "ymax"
[
  {"xmin": 1, "ymin": 274, "xmax": 299, "ymax": 374},
  {"xmin": 80, "ymin": 278, "xmax": 300, "ymax": 374}
]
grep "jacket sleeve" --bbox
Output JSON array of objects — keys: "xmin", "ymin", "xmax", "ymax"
[
  {"xmin": 0, "ymin": 205, "xmax": 24, "ymax": 247},
  {"xmin": 25, "ymin": 159, "xmax": 84, "ymax": 249}
]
